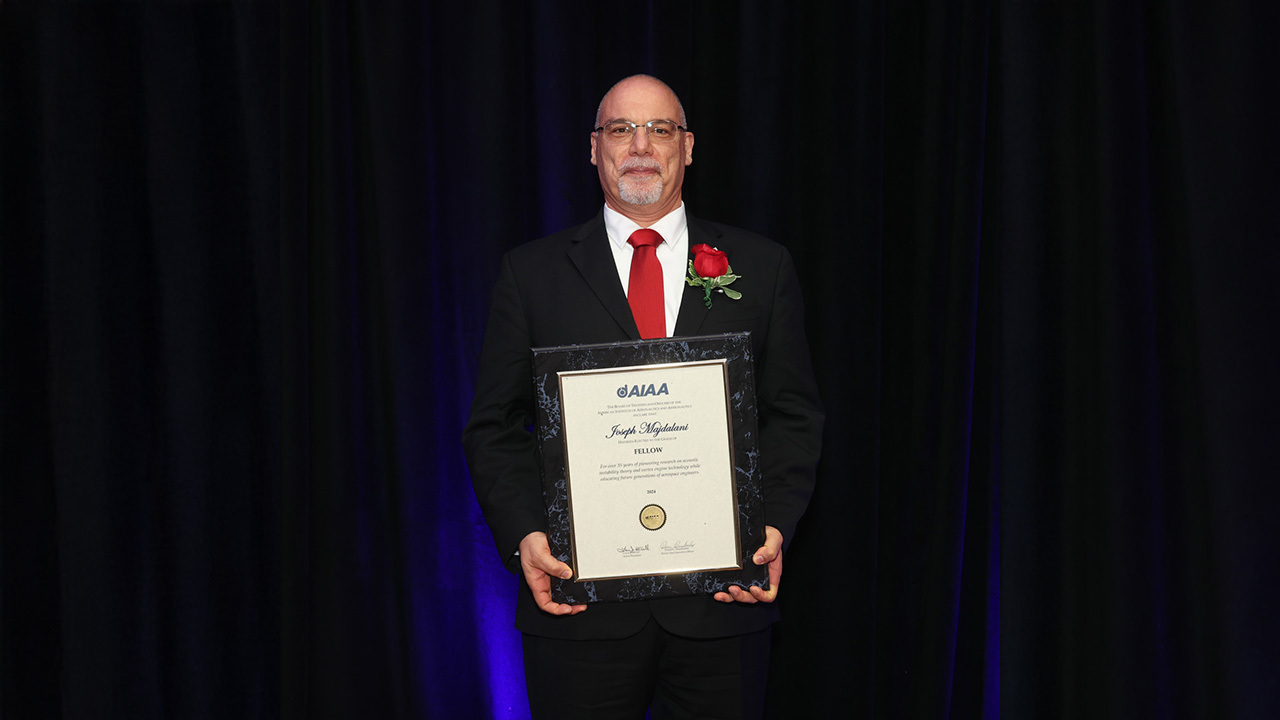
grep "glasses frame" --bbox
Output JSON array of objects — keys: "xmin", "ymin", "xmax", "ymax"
[{"xmin": 592, "ymin": 119, "xmax": 689, "ymax": 143}]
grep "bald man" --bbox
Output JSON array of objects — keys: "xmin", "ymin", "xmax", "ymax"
[{"xmin": 464, "ymin": 75, "xmax": 823, "ymax": 719}]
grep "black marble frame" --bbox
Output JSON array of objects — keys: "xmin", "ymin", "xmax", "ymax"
[{"xmin": 531, "ymin": 332, "xmax": 768, "ymax": 604}]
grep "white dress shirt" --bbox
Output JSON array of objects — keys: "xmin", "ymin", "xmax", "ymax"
[{"xmin": 602, "ymin": 203, "xmax": 688, "ymax": 337}]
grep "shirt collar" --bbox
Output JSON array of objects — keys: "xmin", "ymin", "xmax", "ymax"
[{"xmin": 603, "ymin": 203, "xmax": 688, "ymax": 250}]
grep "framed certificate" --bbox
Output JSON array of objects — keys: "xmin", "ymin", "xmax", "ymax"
[{"xmin": 531, "ymin": 333, "xmax": 768, "ymax": 604}]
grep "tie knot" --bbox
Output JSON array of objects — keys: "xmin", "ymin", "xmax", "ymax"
[{"xmin": 628, "ymin": 228, "xmax": 664, "ymax": 250}]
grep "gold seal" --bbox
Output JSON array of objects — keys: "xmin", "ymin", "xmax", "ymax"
[{"xmin": 639, "ymin": 504, "xmax": 667, "ymax": 531}]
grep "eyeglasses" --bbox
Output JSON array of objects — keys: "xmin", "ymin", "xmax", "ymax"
[{"xmin": 593, "ymin": 120, "xmax": 688, "ymax": 144}]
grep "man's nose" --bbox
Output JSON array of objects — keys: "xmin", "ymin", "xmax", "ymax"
[{"xmin": 628, "ymin": 128, "xmax": 653, "ymax": 154}]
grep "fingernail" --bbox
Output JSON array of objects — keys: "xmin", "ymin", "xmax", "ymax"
[{"xmin": 754, "ymin": 555, "xmax": 764, "ymax": 564}]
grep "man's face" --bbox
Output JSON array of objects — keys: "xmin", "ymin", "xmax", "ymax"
[{"xmin": 590, "ymin": 77, "xmax": 695, "ymax": 223}]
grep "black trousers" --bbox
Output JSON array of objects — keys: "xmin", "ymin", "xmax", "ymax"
[{"xmin": 522, "ymin": 617, "xmax": 772, "ymax": 720}]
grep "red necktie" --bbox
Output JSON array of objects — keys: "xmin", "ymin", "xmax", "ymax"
[{"xmin": 627, "ymin": 228, "xmax": 666, "ymax": 339}]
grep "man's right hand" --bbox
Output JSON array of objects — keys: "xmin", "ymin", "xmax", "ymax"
[{"xmin": 518, "ymin": 532, "xmax": 588, "ymax": 616}]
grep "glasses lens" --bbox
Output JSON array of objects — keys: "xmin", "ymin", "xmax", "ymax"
[
  {"xmin": 602, "ymin": 122, "xmax": 635, "ymax": 142},
  {"xmin": 646, "ymin": 121, "xmax": 679, "ymax": 142}
]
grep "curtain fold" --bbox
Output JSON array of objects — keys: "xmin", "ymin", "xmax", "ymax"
[{"xmin": 2, "ymin": 5, "xmax": 280, "ymax": 719}]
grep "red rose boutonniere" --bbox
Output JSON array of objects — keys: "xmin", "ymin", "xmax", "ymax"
[{"xmin": 686, "ymin": 244, "xmax": 742, "ymax": 308}]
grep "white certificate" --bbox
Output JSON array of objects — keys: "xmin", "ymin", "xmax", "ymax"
[{"xmin": 558, "ymin": 360, "xmax": 741, "ymax": 581}]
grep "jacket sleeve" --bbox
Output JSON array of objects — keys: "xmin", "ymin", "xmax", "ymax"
[
  {"xmin": 462, "ymin": 251, "xmax": 545, "ymax": 574},
  {"xmin": 755, "ymin": 246, "xmax": 824, "ymax": 545}
]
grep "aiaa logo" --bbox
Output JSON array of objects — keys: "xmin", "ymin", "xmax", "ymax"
[{"xmin": 616, "ymin": 383, "xmax": 670, "ymax": 399}]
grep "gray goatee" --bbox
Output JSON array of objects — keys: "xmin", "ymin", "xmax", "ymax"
[{"xmin": 618, "ymin": 175, "xmax": 662, "ymax": 205}]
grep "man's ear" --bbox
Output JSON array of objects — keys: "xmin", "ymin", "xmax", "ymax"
[
  {"xmin": 589, "ymin": 132, "xmax": 598, "ymax": 166},
  {"xmin": 683, "ymin": 131, "xmax": 694, "ymax": 166}
]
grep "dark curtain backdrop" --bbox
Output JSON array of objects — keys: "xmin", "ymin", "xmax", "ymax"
[{"xmin": 3, "ymin": 2, "xmax": 1274, "ymax": 719}]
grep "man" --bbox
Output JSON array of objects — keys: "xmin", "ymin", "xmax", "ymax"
[{"xmin": 463, "ymin": 75, "xmax": 823, "ymax": 718}]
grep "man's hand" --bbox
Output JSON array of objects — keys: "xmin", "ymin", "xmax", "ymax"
[
  {"xmin": 519, "ymin": 531, "xmax": 588, "ymax": 616},
  {"xmin": 714, "ymin": 525, "xmax": 784, "ymax": 604}
]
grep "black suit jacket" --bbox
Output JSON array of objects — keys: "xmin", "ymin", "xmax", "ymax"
[{"xmin": 463, "ymin": 210, "xmax": 823, "ymax": 640}]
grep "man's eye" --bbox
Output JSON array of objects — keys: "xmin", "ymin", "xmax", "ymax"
[
  {"xmin": 650, "ymin": 126, "xmax": 671, "ymax": 137},
  {"xmin": 608, "ymin": 124, "xmax": 632, "ymax": 136}
]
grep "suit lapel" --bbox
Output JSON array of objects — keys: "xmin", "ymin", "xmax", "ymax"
[
  {"xmin": 565, "ymin": 212, "xmax": 641, "ymax": 340},
  {"xmin": 673, "ymin": 214, "xmax": 723, "ymax": 337}
]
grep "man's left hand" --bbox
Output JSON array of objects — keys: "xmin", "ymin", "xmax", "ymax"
[{"xmin": 714, "ymin": 525, "xmax": 784, "ymax": 604}]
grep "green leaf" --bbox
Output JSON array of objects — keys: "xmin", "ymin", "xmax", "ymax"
[{"xmin": 722, "ymin": 288, "xmax": 742, "ymax": 300}]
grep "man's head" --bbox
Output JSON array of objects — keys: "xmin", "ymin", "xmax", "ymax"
[{"xmin": 590, "ymin": 75, "xmax": 695, "ymax": 226}]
